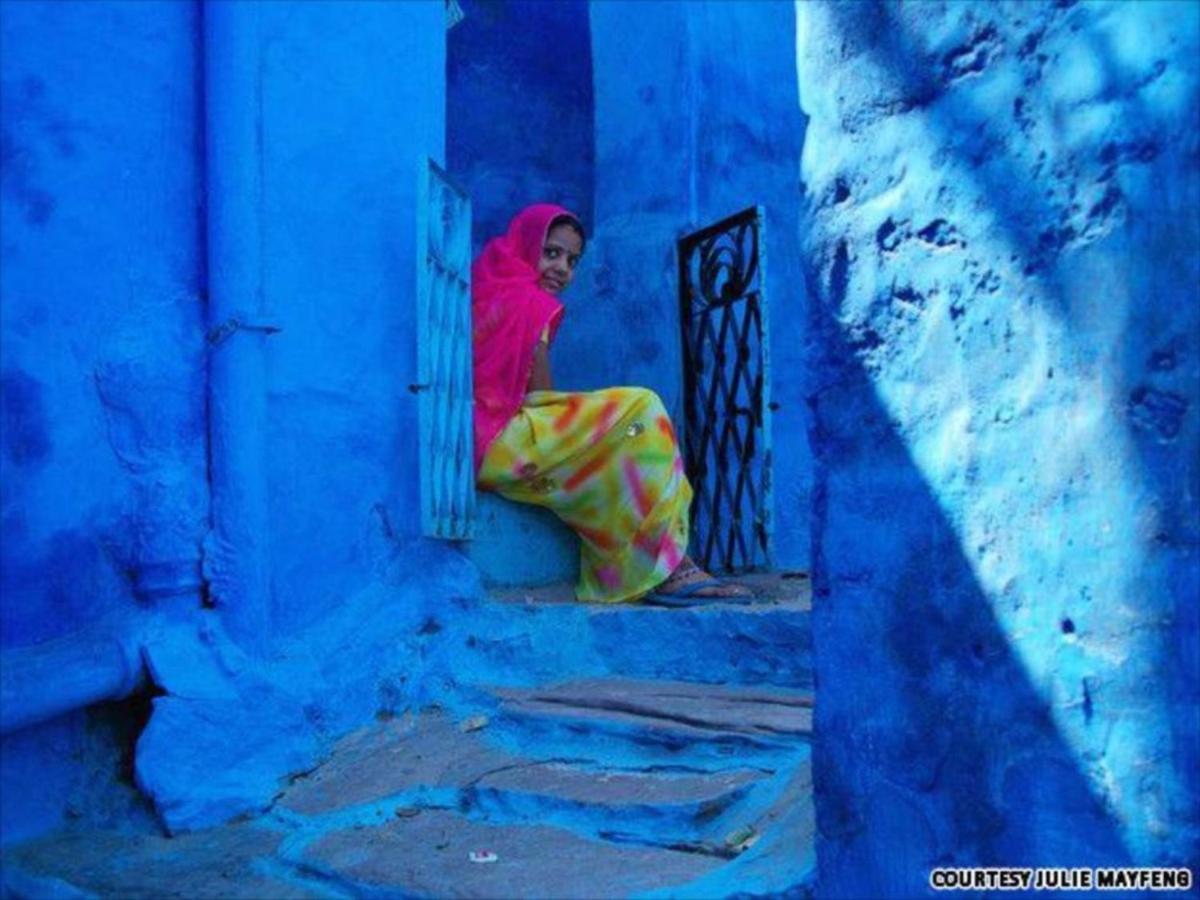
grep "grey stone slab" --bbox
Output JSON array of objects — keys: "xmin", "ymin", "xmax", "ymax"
[
  {"xmin": 278, "ymin": 712, "xmax": 513, "ymax": 816},
  {"xmin": 302, "ymin": 808, "xmax": 722, "ymax": 899},
  {"xmin": 473, "ymin": 762, "xmax": 761, "ymax": 807},
  {"xmin": 278, "ymin": 709, "xmax": 768, "ymax": 818},
  {"xmin": 5, "ymin": 824, "xmax": 314, "ymax": 899},
  {"xmin": 495, "ymin": 679, "xmax": 814, "ymax": 737},
  {"xmin": 735, "ymin": 759, "xmax": 816, "ymax": 878}
]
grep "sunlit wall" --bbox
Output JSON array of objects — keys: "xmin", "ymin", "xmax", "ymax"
[{"xmin": 797, "ymin": 0, "xmax": 1199, "ymax": 892}]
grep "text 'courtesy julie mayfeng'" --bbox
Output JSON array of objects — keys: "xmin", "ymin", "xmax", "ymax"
[{"xmin": 930, "ymin": 867, "xmax": 1194, "ymax": 892}]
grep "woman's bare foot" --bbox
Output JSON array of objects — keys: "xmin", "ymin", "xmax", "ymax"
[{"xmin": 656, "ymin": 556, "xmax": 753, "ymax": 598}]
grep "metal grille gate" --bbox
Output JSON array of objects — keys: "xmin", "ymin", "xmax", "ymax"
[
  {"xmin": 416, "ymin": 159, "xmax": 475, "ymax": 539},
  {"xmin": 677, "ymin": 207, "xmax": 774, "ymax": 572}
]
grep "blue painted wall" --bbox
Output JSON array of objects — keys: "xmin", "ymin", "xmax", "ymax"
[
  {"xmin": 1, "ymin": 0, "xmax": 206, "ymax": 658},
  {"xmin": 797, "ymin": 0, "xmax": 1199, "ymax": 891},
  {"xmin": 2, "ymin": 0, "xmax": 448, "ymax": 842},
  {"xmin": 255, "ymin": 0, "xmax": 446, "ymax": 636},
  {"xmin": 447, "ymin": 0, "xmax": 593, "ymax": 254},
  {"xmin": 588, "ymin": 0, "xmax": 811, "ymax": 570},
  {"xmin": 1, "ymin": 0, "xmax": 206, "ymax": 844}
]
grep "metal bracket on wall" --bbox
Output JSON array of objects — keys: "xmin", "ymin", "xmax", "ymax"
[{"xmin": 206, "ymin": 316, "xmax": 283, "ymax": 347}]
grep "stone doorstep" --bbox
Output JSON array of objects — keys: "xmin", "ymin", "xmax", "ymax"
[
  {"xmin": 299, "ymin": 808, "xmax": 724, "ymax": 900},
  {"xmin": 277, "ymin": 709, "xmax": 770, "ymax": 822},
  {"xmin": 460, "ymin": 578, "xmax": 815, "ymax": 690},
  {"xmin": 472, "ymin": 760, "xmax": 762, "ymax": 808},
  {"xmin": 490, "ymin": 571, "xmax": 812, "ymax": 611}
]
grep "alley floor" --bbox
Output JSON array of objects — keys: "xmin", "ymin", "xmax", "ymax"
[{"xmin": 3, "ymin": 576, "xmax": 814, "ymax": 899}]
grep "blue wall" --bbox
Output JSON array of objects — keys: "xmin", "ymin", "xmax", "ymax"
[
  {"xmin": 1, "ymin": 0, "xmax": 206, "ymax": 844},
  {"xmin": 1, "ymin": 0, "xmax": 206, "ymax": 659},
  {"xmin": 448, "ymin": 0, "xmax": 593, "ymax": 253},
  {"xmin": 797, "ymin": 0, "xmax": 1199, "ymax": 891},
  {"xmin": 2, "ymin": 0, "xmax": 449, "ymax": 842},
  {"xmin": 588, "ymin": 0, "xmax": 811, "ymax": 569},
  {"xmin": 256, "ymin": 0, "xmax": 446, "ymax": 636}
]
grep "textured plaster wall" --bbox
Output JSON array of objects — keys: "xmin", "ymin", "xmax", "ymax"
[
  {"xmin": 2, "ymin": 0, "xmax": 451, "ymax": 842},
  {"xmin": 797, "ymin": 0, "xmax": 1199, "ymax": 892},
  {"xmin": 1, "ymin": 0, "xmax": 206, "ymax": 843},
  {"xmin": 257, "ymin": 0, "xmax": 446, "ymax": 636},
  {"xmin": 448, "ymin": 0, "xmax": 593, "ymax": 254},
  {"xmin": 1, "ymin": 0, "xmax": 206, "ymax": 658},
  {"xmin": 132, "ymin": 0, "xmax": 451, "ymax": 832},
  {"xmin": 589, "ymin": 0, "xmax": 811, "ymax": 570}
]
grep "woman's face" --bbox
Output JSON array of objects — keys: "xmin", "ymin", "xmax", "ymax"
[{"xmin": 537, "ymin": 223, "xmax": 584, "ymax": 295}]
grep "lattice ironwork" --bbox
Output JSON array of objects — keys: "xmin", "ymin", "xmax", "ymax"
[
  {"xmin": 416, "ymin": 160, "xmax": 475, "ymax": 539},
  {"xmin": 678, "ymin": 207, "xmax": 774, "ymax": 573}
]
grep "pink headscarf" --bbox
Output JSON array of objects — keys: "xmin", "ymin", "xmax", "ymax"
[{"xmin": 472, "ymin": 203, "xmax": 577, "ymax": 470}]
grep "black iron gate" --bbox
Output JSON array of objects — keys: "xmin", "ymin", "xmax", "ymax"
[{"xmin": 677, "ymin": 207, "xmax": 774, "ymax": 573}]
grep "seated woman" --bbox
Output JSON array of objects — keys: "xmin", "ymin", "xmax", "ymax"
[{"xmin": 473, "ymin": 203, "xmax": 752, "ymax": 605}]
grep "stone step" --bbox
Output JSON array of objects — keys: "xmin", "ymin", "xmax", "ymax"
[
  {"xmin": 2, "ymin": 823, "xmax": 321, "ymax": 900},
  {"xmin": 274, "ymin": 710, "xmax": 779, "ymax": 849},
  {"xmin": 442, "ymin": 573, "xmax": 813, "ymax": 692},
  {"xmin": 486, "ymin": 678, "xmax": 813, "ymax": 770},
  {"xmin": 4, "ymin": 704, "xmax": 814, "ymax": 899},
  {"xmin": 644, "ymin": 758, "xmax": 816, "ymax": 900},
  {"xmin": 293, "ymin": 807, "xmax": 724, "ymax": 899}
]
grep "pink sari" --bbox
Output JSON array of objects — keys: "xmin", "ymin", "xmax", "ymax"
[{"xmin": 471, "ymin": 204, "xmax": 575, "ymax": 470}]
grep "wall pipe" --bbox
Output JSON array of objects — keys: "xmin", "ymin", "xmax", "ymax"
[
  {"xmin": 1, "ymin": 0, "xmax": 276, "ymax": 736},
  {"xmin": 201, "ymin": 0, "xmax": 274, "ymax": 655},
  {"xmin": 0, "ymin": 629, "xmax": 145, "ymax": 735}
]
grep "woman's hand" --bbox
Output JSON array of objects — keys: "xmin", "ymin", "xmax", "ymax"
[{"xmin": 528, "ymin": 342, "xmax": 553, "ymax": 392}]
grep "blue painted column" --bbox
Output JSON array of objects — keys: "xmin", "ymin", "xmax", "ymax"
[{"xmin": 201, "ymin": 0, "xmax": 273, "ymax": 654}]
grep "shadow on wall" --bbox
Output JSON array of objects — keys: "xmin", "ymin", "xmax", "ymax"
[
  {"xmin": 806, "ymin": 252, "xmax": 1132, "ymax": 896},
  {"xmin": 797, "ymin": 2, "xmax": 1200, "ymax": 888},
  {"xmin": 859, "ymin": 0, "xmax": 1200, "ymax": 864}
]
